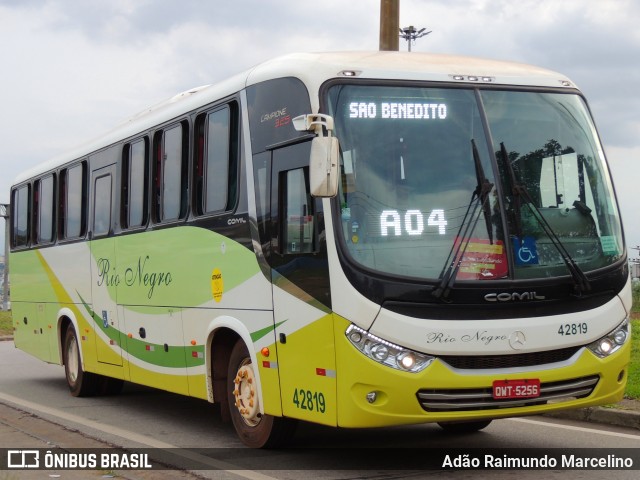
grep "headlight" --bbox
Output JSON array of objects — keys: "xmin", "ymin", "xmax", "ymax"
[
  {"xmin": 587, "ymin": 318, "xmax": 630, "ymax": 358},
  {"xmin": 346, "ymin": 324, "xmax": 434, "ymax": 373}
]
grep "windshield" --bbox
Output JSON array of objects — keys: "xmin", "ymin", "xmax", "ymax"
[{"xmin": 327, "ymin": 84, "xmax": 623, "ymax": 282}]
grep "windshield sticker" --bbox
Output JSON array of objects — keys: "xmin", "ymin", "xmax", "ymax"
[
  {"xmin": 455, "ymin": 238, "xmax": 507, "ymax": 280},
  {"xmin": 599, "ymin": 236, "xmax": 619, "ymax": 255},
  {"xmin": 349, "ymin": 102, "xmax": 447, "ymax": 120},
  {"xmin": 512, "ymin": 236, "xmax": 539, "ymax": 265}
]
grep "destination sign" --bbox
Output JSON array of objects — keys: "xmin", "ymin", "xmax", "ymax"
[{"xmin": 349, "ymin": 102, "xmax": 448, "ymax": 120}]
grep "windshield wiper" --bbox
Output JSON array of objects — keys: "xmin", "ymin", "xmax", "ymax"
[
  {"xmin": 432, "ymin": 139, "xmax": 494, "ymax": 300},
  {"xmin": 500, "ymin": 142, "xmax": 591, "ymax": 294}
]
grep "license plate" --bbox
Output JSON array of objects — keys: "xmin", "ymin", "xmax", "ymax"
[{"xmin": 492, "ymin": 379, "xmax": 541, "ymax": 399}]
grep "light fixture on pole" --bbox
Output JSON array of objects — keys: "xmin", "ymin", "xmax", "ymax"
[{"xmin": 399, "ymin": 25, "xmax": 431, "ymax": 51}]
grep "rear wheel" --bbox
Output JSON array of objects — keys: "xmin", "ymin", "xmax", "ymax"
[
  {"xmin": 63, "ymin": 326, "xmax": 99, "ymax": 397},
  {"xmin": 227, "ymin": 340, "xmax": 296, "ymax": 448},
  {"xmin": 437, "ymin": 419, "xmax": 492, "ymax": 433}
]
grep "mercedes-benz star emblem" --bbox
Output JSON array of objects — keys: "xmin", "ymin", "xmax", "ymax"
[{"xmin": 509, "ymin": 331, "xmax": 526, "ymax": 350}]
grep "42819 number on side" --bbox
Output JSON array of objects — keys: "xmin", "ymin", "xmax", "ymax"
[{"xmin": 293, "ymin": 388, "xmax": 326, "ymax": 413}]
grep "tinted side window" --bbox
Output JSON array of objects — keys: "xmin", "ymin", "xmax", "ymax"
[
  {"xmin": 62, "ymin": 162, "xmax": 87, "ymax": 239},
  {"xmin": 122, "ymin": 138, "xmax": 148, "ymax": 229},
  {"xmin": 93, "ymin": 175, "xmax": 112, "ymax": 237},
  {"xmin": 11, "ymin": 185, "xmax": 30, "ymax": 248},
  {"xmin": 154, "ymin": 122, "xmax": 188, "ymax": 222},
  {"xmin": 36, "ymin": 175, "xmax": 55, "ymax": 244},
  {"xmin": 164, "ymin": 125, "xmax": 183, "ymax": 220},
  {"xmin": 206, "ymin": 108, "xmax": 231, "ymax": 212},
  {"xmin": 195, "ymin": 104, "xmax": 239, "ymax": 215}
]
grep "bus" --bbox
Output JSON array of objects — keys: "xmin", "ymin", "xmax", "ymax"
[{"xmin": 9, "ymin": 51, "xmax": 631, "ymax": 447}]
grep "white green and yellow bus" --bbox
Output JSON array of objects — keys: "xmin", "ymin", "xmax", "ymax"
[{"xmin": 9, "ymin": 52, "xmax": 631, "ymax": 447}]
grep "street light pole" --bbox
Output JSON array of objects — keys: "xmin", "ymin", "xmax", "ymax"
[{"xmin": 379, "ymin": 0, "xmax": 399, "ymax": 51}]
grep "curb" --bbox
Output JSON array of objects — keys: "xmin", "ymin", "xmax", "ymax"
[{"xmin": 544, "ymin": 406, "xmax": 640, "ymax": 431}]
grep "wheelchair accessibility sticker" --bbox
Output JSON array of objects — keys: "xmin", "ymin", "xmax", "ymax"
[{"xmin": 512, "ymin": 236, "xmax": 539, "ymax": 265}]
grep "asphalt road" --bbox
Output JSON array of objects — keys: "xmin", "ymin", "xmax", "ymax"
[{"xmin": 1, "ymin": 340, "xmax": 639, "ymax": 479}]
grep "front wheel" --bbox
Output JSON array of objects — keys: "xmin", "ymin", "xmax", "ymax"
[
  {"xmin": 227, "ymin": 340, "xmax": 296, "ymax": 448},
  {"xmin": 437, "ymin": 419, "xmax": 492, "ymax": 433}
]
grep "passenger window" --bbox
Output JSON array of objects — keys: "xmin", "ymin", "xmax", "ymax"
[
  {"xmin": 154, "ymin": 123, "xmax": 188, "ymax": 222},
  {"xmin": 122, "ymin": 138, "xmax": 148, "ymax": 228},
  {"xmin": 11, "ymin": 185, "xmax": 30, "ymax": 248},
  {"xmin": 93, "ymin": 175, "xmax": 112, "ymax": 237},
  {"xmin": 62, "ymin": 162, "xmax": 87, "ymax": 239},
  {"xmin": 195, "ymin": 104, "xmax": 238, "ymax": 215},
  {"xmin": 163, "ymin": 126, "xmax": 183, "ymax": 220},
  {"xmin": 205, "ymin": 108, "xmax": 230, "ymax": 212},
  {"xmin": 36, "ymin": 175, "xmax": 55, "ymax": 244}
]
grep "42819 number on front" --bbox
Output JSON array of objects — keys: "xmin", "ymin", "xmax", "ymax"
[
  {"xmin": 292, "ymin": 388, "xmax": 326, "ymax": 413},
  {"xmin": 558, "ymin": 322, "xmax": 588, "ymax": 336}
]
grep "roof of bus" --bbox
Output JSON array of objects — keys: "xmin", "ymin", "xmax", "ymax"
[
  {"xmin": 13, "ymin": 51, "xmax": 576, "ymax": 186},
  {"xmin": 248, "ymin": 51, "xmax": 574, "ymax": 92}
]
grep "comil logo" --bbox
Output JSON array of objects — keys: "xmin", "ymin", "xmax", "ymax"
[
  {"xmin": 484, "ymin": 292, "xmax": 546, "ymax": 302},
  {"xmin": 227, "ymin": 217, "xmax": 247, "ymax": 226},
  {"xmin": 7, "ymin": 450, "xmax": 39, "ymax": 468}
]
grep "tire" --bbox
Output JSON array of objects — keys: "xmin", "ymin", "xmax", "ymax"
[
  {"xmin": 227, "ymin": 340, "xmax": 297, "ymax": 448},
  {"xmin": 437, "ymin": 419, "xmax": 492, "ymax": 433},
  {"xmin": 63, "ymin": 326, "xmax": 99, "ymax": 397}
]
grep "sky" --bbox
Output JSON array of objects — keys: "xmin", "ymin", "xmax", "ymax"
[{"xmin": 0, "ymin": 0, "xmax": 639, "ymax": 259}]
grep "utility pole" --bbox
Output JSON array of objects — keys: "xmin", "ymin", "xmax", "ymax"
[
  {"xmin": 0, "ymin": 204, "xmax": 8, "ymax": 311},
  {"xmin": 400, "ymin": 25, "xmax": 431, "ymax": 51},
  {"xmin": 379, "ymin": 0, "xmax": 399, "ymax": 51}
]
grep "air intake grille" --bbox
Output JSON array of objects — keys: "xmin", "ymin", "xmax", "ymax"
[
  {"xmin": 417, "ymin": 375, "xmax": 599, "ymax": 412},
  {"xmin": 439, "ymin": 345, "xmax": 582, "ymax": 370}
]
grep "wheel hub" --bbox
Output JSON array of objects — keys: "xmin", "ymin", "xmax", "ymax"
[
  {"xmin": 233, "ymin": 363, "xmax": 260, "ymax": 426},
  {"xmin": 67, "ymin": 339, "xmax": 79, "ymax": 383}
]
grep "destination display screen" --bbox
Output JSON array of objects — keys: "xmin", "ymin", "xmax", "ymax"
[{"xmin": 348, "ymin": 102, "xmax": 448, "ymax": 120}]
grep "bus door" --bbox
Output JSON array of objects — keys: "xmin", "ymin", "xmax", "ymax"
[
  {"xmin": 269, "ymin": 141, "xmax": 337, "ymax": 426},
  {"xmin": 89, "ymin": 163, "xmax": 123, "ymax": 366}
]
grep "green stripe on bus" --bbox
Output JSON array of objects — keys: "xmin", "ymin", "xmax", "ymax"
[{"xmin": 78, "ymin": 294, "xmax": 205, "ymax": 368}]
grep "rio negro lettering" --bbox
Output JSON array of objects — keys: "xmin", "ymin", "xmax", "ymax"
[
  {"xmin": 96, "ymin": 258, "xmax": 120, "ymax": 287},
  {"xmin": 426, "ymin": 330, "xmax": 508, "ymax": 346},
  {"xmin": 96, "ymin": 256, "xmax": 172, "ymax": 299},
  {"xmin": 125, "ymin": 256, "xmax": 172, "ymax": 299}
]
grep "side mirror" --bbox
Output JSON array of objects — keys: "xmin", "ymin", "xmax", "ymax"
[{"xmin": 292, "ymin": 114, "xmax": 339, "ymax": 198}]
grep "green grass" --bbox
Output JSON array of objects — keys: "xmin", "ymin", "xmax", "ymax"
[
  {"xmin": 626, "ymin": 318, "xmax": 640, "ymax": 399},
  {"xmin": 632, "ymin": 282, "xmax": 640, "ymax": 314},
  {"xmin": 626, "ymin": 279, "xmax": 639, "ymax": 399},
  {"xmin": 0, "ymin": 310, "xmax": 12, "ymax": 336},
  {"xmin": 628, "ymin": 284, "xmax": 640, "ymax": 399}
]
